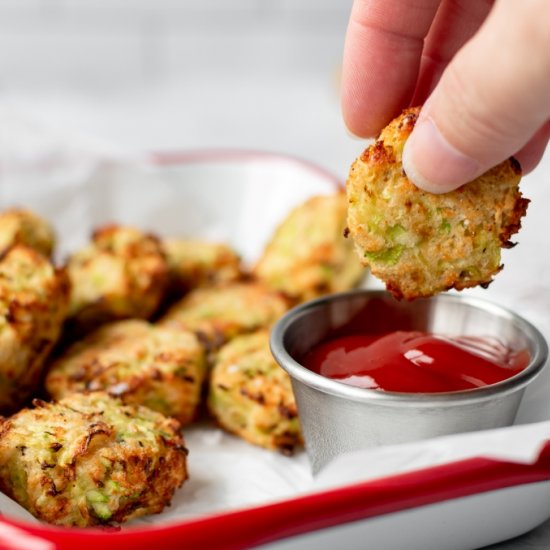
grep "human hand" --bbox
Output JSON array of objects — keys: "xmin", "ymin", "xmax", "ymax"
[{"xmin": 341, "ymin": 0, "xmax": 550, "ymax": 193}]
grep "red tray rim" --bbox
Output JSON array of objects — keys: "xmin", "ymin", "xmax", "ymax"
[
  {"xmin": 4, "ymin": 441, "xmax": 550, "ymax": 550},
  {"xmin": 2, "ymin": 149, "xmax": 549, "ymax": 550}
]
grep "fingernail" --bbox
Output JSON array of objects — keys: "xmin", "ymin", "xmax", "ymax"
[
  {"xmin": 402, "ymin": 116, "xmax": 482, "ymax": 193},
  {"xmin": 344, "ymin": 125, "xmax": 367, "ymax": 141}
]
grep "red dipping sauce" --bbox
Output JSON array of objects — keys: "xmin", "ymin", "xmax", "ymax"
[{"xmin": 301, "ymin": 331, "xmax": 530, "ymax": 393}]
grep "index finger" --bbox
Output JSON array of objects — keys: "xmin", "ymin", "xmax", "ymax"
[{"xmin": 341, "ymin": 0, "xmax": 441, "ymax": 137}]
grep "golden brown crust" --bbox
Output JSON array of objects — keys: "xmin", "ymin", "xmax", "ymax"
[
  {"xmin": 346, "ymin": 107, "xmax": 529, "ymax": 300},
  {"xmin": 163, "ymin": 238, "xmax": 243, "ymax": 295},
  {"xmin": 45, "ymin": 320, "xmax": 206, "ymax": 425},
  {"xmin": 253, "ymin": 193, "xmax": 364, "ymax": 302},
  {"xmin": 0, "ymin": 392, "xmax": 188, "ymax": 527},
  {"xmin": 0, "ymin": 208, "xmax": 56, "ymax": 258},
  {"xmin": 159, "ymin": 282, "xmax": 290, "ymax": 352},
  {"xmin": 0, "ymin": 245, "xmax": 70, "ymax": 413},
  {"xmin": 67, "ymin": 224, "xmax": 169, "ymax": 334},
  {"xmin": 207, "ymin": 330, "xmax": 301, "ymax": 454}
]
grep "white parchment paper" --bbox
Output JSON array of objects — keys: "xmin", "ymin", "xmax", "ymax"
[{"xmin": 1, "ymin": 116, "xmax": 549, "ymax": 527}]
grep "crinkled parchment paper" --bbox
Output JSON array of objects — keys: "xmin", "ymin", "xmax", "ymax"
[{"xmin": 1, "ymin": 115, "xmax": 550, "ymax": 526}]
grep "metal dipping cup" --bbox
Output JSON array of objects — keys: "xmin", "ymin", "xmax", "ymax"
[{"xmin": 270, "ymin": 290, "xmax": 548, "ymax": 474}]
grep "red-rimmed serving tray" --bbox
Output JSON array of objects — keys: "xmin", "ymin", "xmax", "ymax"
[
  {"xmin": 2, "ymin": 150, "xmax": 549, "ymax": 550},
  {"xmin": 2, "ymin": 442, "xmax": 550, "ymax": 550}
]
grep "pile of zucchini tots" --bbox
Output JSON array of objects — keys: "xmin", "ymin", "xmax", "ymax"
[{"xmin": 0, "ymin": 193, "xmax": 363, "ymax": 527}]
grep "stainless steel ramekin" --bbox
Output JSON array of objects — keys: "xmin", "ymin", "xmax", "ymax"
[{"xmin": 270, "ymin": 290, "xmax": 548, "ymax": 474}]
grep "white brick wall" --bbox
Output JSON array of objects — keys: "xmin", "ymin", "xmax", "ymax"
[
  {"xmin": 0, "ymin": 1, "xmax": 351, "ymax": 91},
  {"xmin": 0, "ymin": 1, "xmax": 358, "ymax": 178}
]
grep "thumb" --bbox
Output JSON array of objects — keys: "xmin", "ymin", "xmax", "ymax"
[{"xmin": 403, "ymin": 0, "xmax": 550, "ymax": 193}]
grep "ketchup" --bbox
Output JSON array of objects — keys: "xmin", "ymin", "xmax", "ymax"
[{"xmin": 301, "ymin": 331, "xmax": 530, "ymax": 393}]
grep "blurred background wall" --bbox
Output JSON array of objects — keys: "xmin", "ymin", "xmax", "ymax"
[
  {"xmin": 0, "ymin": 0, "xmax": 360, "ymax": 178},
  {"xmin": 1, "ymin": 5, "xmax": 550, "ymax": 548}
]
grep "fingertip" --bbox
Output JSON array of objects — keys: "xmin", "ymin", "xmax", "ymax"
[
  {"xmin": 402, "ymin": 114, "xmax": 482, "ymax": 193},
  {"xmin": 402, "ymin": 140, "xmax": 450, "ymax": 194},
  {"xmin": 341, "ymin": 0, "xmax": 439, "ymax": 140},
  {"xmin": 341, "ymin": 98, "xmax": 373, "ymax": 139},
  {"xmin": 513, "ymin": 121, "xmax": 550, "ymax": 174},
  {"xmin": 343, "ymin": 123, "xmax": 368, "ymax": 141},
  {"xmin": 341, "ymin": 83, "xmax": 388, "ymax": 138}
]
